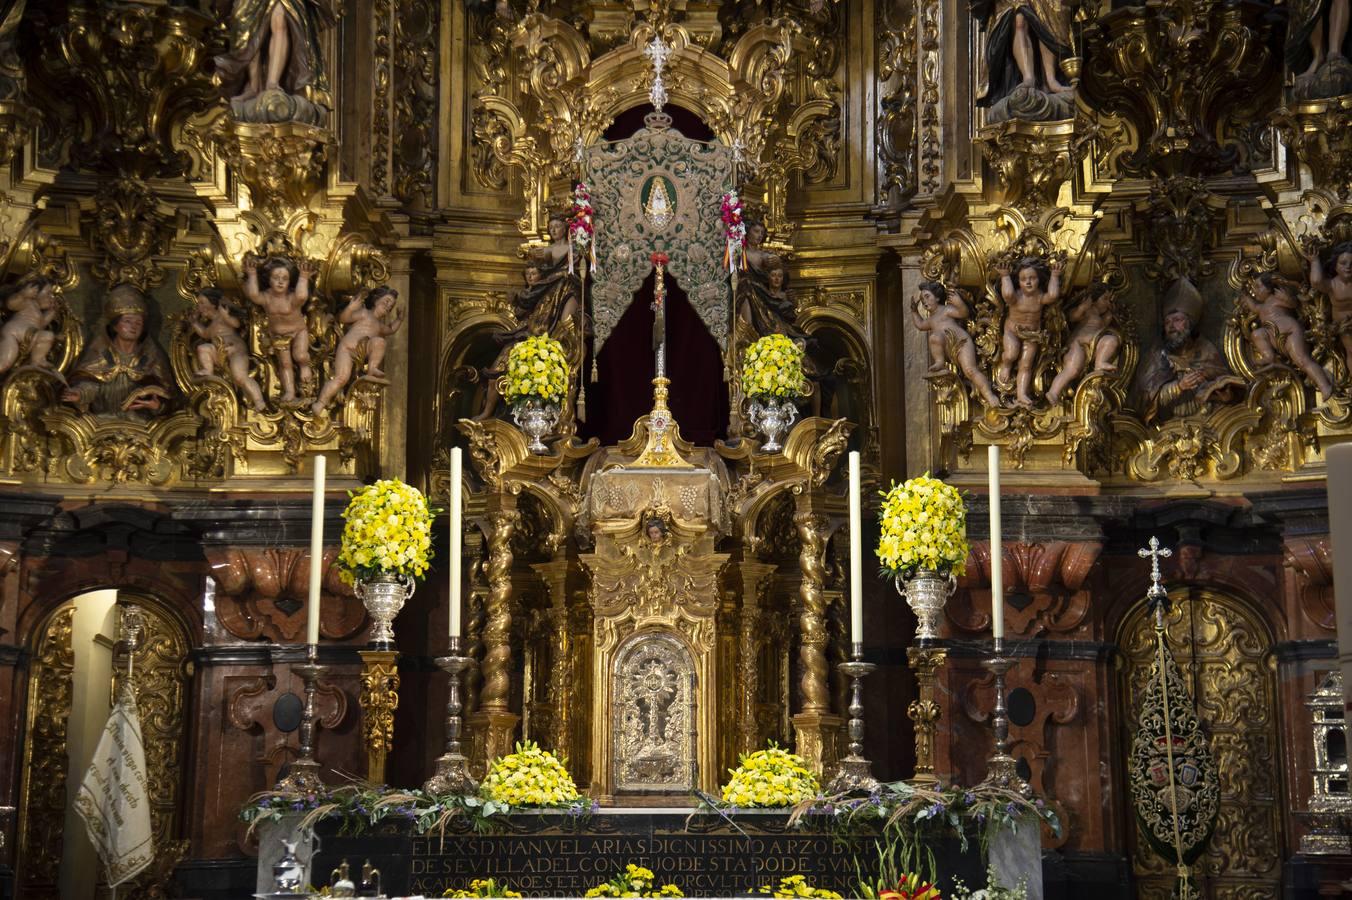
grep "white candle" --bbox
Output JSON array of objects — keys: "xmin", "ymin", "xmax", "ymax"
[
  {"xmin": 848, "ymin": 451, "xmax": 863, "ymax": 645},
  {"xmin": 1327, "ymin": 444, "xmax": 1352, "ymax": 713},
  {"xmin": 450, "ymin": 447, "xmax": 464, "ymax": 638},
  {"xmin": 307, "ymin": 453, "xmax": 326, "ymax": 646},
  {"xmin": 988, "ymin": 444, "xmax": 1003, "ymax": 642}
]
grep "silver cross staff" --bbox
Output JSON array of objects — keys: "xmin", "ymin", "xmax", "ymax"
[
  {"xmin": 1138, "ymin": 535, "xmax": 1172, "ymax": 601},
  {"xmin": 644, "ymin": 34, "xmax": 671, "ymax": 112}
]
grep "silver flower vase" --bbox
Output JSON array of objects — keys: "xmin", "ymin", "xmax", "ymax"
[
  {"xmin": 748, "ymin": 396, "xmax": 799, "ymax": 453},
  {"xmin": 512, "ymin": 397, "xmax": 560, "ymax": 454},
  {"xmin": 355, "ymin": 573, "xmax": 415, "ymax": 648},
  {"xmin": 895, "ymin": 568, "xmax": 957, "ymax": 641}
]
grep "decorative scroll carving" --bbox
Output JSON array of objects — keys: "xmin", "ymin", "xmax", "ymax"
[
  {"xmin": 207, "ymin": 546, "xmax": 362, "ymax": 642},
  {"xmin": 613, "ymin": 632, "xmax": 695, "ymax": 793},
  {"xmin": 876, "ymin": 0, "xmax": 917, "ymax": 207},
  {"xmin": 18, "ymin": 606, "xmax": 75, "ymax": 893}
]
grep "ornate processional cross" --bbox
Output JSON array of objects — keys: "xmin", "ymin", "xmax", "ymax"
[{"xmin": 1137, "ymin": 535, "xmax": 1172, "ymax": 605}]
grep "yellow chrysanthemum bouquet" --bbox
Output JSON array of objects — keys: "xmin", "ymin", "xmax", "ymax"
[
  {"xmin": 337, "ymin": 478, "xmax": 436, "ymax": 584},
  {"xmin": 875, "ymin": 474, "xmax": 969, "ymax": 580},
  {"xmin": 503, "ymin": 335, "xmax": 569, "ymax": 405},
  {"xmin": 742, "ymin": 333, "xmax": 805, "ymax": 401},
  {"xmin": 720, "ymin": 742, "xmax": 820, "ymax": 808},
  {"xmin": 480, "ymin": 740, "xmax": 582, "ymax": 808},
  {"xmin": 585, "ymin": 864, "xmax": 683, "ymax": 898}
]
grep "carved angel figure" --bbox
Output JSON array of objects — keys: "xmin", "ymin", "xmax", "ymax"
[
  {"xmin": 474, "ymin": 249, "xmax": 582, "ymax": 419},
  {"xmin": 0, "ymin": 274, "xmax": 60, "ymax": 375},
  {"xmin": 61, "ymin": 286, "xmax": 173, "ymax": 418},
  {"xmin": 1045, "ymin": 283, "xmax": 1122, "ymax": 405},
  {"xmin": 1287, "ymin": 0, "xmax": 1352, "ymax": 97},
  {"xmin": 312, "ymin": 286, "xmax": 404, "ymax": 414},
  {"xmin": 1240, "ymin": 273, "xmax": 1335, "ymax": 401},
  {"xmin": 191, "ymin": 288, "xmax": 267, "ymax": 412},
  {"xmin": 243, "ymin": 255, "xmax": 316, "ymax": 404},
  {"xmin": 1307, "ymin": 241, "xmax": 1352, "ymax": 383},
  {"xmin": 972, "ymin": 0, "xmax": 1074, "ymax": 120},
  {"xmin": 215, "ymin": 0, "xmax": 337, "ymax": 116},
  {"xmin": 912, "ymin": 280, "xmax": 1001, "ymax": 407},
  {"xmin": 996, "ymin": 255, "xmax": 1061, "ymax": 407}
]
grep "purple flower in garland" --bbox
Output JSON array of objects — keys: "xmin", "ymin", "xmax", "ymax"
[
  {"xmin": 923, "ymin": 802, "xmax": 945, "ymax": 820},
  {"xmin": 590, "ymin": 799, "xmax": 601, "ymax": 815},
  {"xmin": 1005, "ymin": 802, "xmax": 1020, "ymax": 818},
  {"xmin": 963, "ymin": 792, "xmax": 976, "ymax": 806}
]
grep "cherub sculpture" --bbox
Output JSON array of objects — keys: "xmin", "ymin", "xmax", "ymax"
[
  {"xmin": 190, "ymin": 287, "xmax": 268, "ymax": 412},
  {"xmin": 1240, "ymin": 272, "xmax": 1335, "ymax": 401},
  {"xmin": 0, "ymin": 274, "xmax": 60, "ymax": 375},
  {"xmin": 1045, "ymin": 283, "xmax": 1122, "ymax": 405},
  {"xmin": 1307, "ymin": 241, "xmax": 1352, "ymax": 383},
  {"xmin": 912, "ymin": 280, "xmax": 1001, "ymax": 407},
  {"xmin": 996, "ymin": 255, "xmax": 1062, "ymax": 408},
  {"xmin": 312, "ymin": 286, "xmax": 404, "ymax": 415},
  {"xmin": 243, "ymin": 255, "xmax": 316, "ymax": 404}
]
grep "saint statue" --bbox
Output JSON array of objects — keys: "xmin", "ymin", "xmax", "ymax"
[
  {"xmin": 1134, "ymin": 280, "xmax": 1244, "ymax": 424},
  {"xmin": 215, "ymin": 0, "xmax": 338, "ymax": 123},
  {"xmin": 474, "ymin": 217, "xmax": 583, "ymax": 418},
  {"xmin": 972, "ymin": 0, "xmax": 1075, "ymax": 122},
  {"xmin": 61, "ymin": 285, "xmax": 174, "ymax": 419},
  {"xmin": 1287, "ymin": 0, "xmax": 1352, "ymax": 99}
]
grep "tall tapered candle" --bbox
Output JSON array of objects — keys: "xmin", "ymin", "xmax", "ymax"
[
  {"xmin": 307, "ymin": 453, "xmax": 326, "ymax": 646},
  {"xmin": 988, "ymin": 444, "xmax": 1003, "ymax": 641},
  {"xmin": 450, "ymin": 447, "xmax": 463, "ymax": 637},
  {"xmin": 848, "ymin": 451, "xmax": 863, "ymax": 645}
]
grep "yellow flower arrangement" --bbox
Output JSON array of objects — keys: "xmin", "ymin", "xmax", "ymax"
[
  {"xmin": 480, "ymin": 740, "xmax": 581, "ymax": 807},
  {"xmin": 443, "ymin": 879, "xmax": 523, "ymax": 898},
  {"xmin": 503, "ymin": 335, "xmax": 569, "ymax": 405},
  {"xmin": 742, "ymin": 333, "xmax": 805, "ymax": 400},
  {"xmin": 719, "ymin": 742, "xmax": 820, "ymax": 808},
  {"xmin": 758, "ymin": 875, "xmax": 844, "ymax": 899},
  {"xmin": 337, "ymin": 478, "xmax": 436, "ymax": 584},
  {"xmin": 584, "ymin": 864, "xmax": 683, "ymax": 898},
  {"xmin": 875, "ymin": 474, "xmax": 968, "ymax": 579}
]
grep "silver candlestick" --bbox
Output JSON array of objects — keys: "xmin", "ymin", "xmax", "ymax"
[
  {"xmin": 277, "ymin": 643, "xmax": 327, "ymax": 793},
  {"xmin": 980, "ymin": 638, "xmax": 1030, "ymax": 795},
  {"xmin": 827, "ymin": 642, "xmax": 880, "ymax": 794},
  {"xmin": 423, "ymin": 634, "xmax": 479, "ymax": 795}
]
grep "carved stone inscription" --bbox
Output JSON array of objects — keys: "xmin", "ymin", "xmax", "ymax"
[{"xmin": 613, "ymin": 632, "xmax": 695, "ymax": 793}]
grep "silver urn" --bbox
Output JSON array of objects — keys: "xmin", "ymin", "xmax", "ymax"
[
  {"xmin": 748, "ymin": 396, "xmax": 799, "ymax": 453},
  {"xmin": 895, "ymin": 568, "xmax": 957, "ymax": 641},
  {"xmin": 511, "ymin": 397, "xmax": 561, "ymax": 454},
  {"xmin": 354, "ymin": 573, "xmax": 415, "ymax": 647}
]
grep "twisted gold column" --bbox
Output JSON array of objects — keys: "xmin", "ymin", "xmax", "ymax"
[
  {"xmin": 792, "ymin": 510, "xmax": 841, "ymax": 775},
  {"xmin": 468, "ymin": 509, "xmax": 521, "ymax": 771},
  {"xmin": 480, "ymin": 510, "xmax": 519, "ymax": 711}
]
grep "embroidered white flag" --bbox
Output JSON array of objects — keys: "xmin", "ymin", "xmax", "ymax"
[{"xmin": 73, "ymin": 687, "xmax": 154, "ymax": 886}]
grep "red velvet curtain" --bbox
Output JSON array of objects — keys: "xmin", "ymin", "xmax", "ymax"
[{"xmin": 580, "ymin": 270, "xmax": 729, "ymax": 447}]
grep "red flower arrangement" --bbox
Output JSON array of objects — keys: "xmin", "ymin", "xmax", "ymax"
[
  {"xmin": 651, "ymin": 251, "xmax": 670, "ymax": 267},
  {"xmin": 568, "ymin": 182, "xmax": 595, "ymax": 273},
  {"xmin": 721, "ymin": 190, "xmax": 746, "ymax": 273},
  {"xmin": 878, "ymin": 874, "xmax": 941, "ymax": 900}
]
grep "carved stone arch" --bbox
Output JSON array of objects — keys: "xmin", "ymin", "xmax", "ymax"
[
  {"xmin": 438, "ymin": 300, "xmax": 515, "ymax": 433},
  {"xmin": 797, "ymin": 307, "xmax": 875, "ymax": 429}
]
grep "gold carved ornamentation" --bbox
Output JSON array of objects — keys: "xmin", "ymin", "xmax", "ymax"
[
  {"xmin": 359, "ymin": 649, "xmax": 400, "ymax": 785},
  {"xmin": 582, "ymin": 487, "xmax": 728, "ymax": 798},
  {"xmin": 906, "ymin": 645, "xmax": 947, "ymax": 786},
  {"xmin": 212, "ymin": 121, "xmax": 330, "ymax": 227},
  {"xmin": 877, "ymin": 0, "xmax": 918, "ymax": 208},
  {"xmin": 793, "ymin": 509, "xmax": 831, "ymax": 715},
  {"xmin": 17, "ymin": 606, "xmax": 75, "ymax": 894},
  {"xmin": 1119, "ymin": 590, "xmax": 1282, "ymax": 897},
  {"xmin": 480, "ymin": 509, "xmax": 520, "ymax": 714},
  {"xmin": 977, "ymin": 118, "xmax": 1092, "ymax": 218},
  {"xmin": 111, "ymin": 598, "xmax": 190, "ymax": 890}
]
